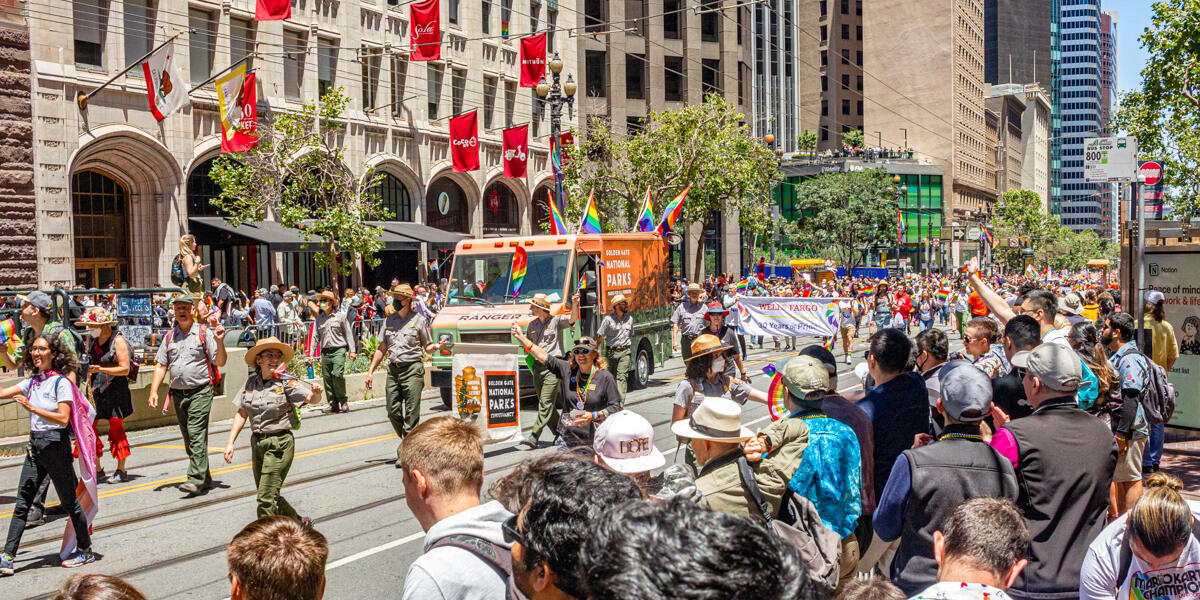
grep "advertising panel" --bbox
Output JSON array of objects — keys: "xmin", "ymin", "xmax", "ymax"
[
  {"xmin": 1144, "ymin": 251, "xmax": 1200, "ymax": 429},
  {"xmin": 452, "ymin": 344, "xmax": 523, "ymax": 443}
]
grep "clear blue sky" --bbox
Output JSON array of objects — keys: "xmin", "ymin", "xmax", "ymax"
[{"xmin": 1104, "ymin": 0, "xmax": 1153, "ymax": 103}]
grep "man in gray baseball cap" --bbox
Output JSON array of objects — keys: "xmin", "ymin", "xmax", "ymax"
[{"xmin": 864, "ymin": 359, "xmax": 1018, "ymax": 594}]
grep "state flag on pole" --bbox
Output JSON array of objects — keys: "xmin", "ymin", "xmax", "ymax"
[
  {"xmin": 519, "ymin": 33, "xmax": 547, "ymax": 87},
  {"xmin": 410, "ymin": 0, "xmax": 441, "ymax": 61},
  {"xmin": 449, "ymin": 111, "xmax": 479, "ymax": 172},
  {"xmin": 502, "ymin": 125, "xmax": 528, "ymax": 178},
  {"xmin": 255, "ymin": 0, "xmax": 291, "ymax": 21},
  {"xmin": 142, "ymin": 40, "xmax": 188, "ymax": 121},
  {"xmin": 216, "ymin": 66, "xmax": 258, "ymax": 153}
]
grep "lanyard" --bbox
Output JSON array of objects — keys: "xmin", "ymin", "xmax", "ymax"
[
  {"xmin": 574, "ymin": 369, "xmax": 596, "ymax": 409},
  {"xmin": 938, "ymin": 432, "xmax": 984, "ymax": 442}
]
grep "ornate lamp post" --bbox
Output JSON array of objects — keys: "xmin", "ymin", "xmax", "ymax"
[
  {"xmin": 893, "ymin": 174, "xmax": 908, "ymax": 274},
  {"xmin": 536, "ymin": 52, "xmax": 576, "ymax": 213}
]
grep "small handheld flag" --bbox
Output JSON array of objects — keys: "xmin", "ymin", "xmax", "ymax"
[
  {"xmin": 548, "ymin": 190, "xmax": 567, "ymax": 234},
  {"xmin": 735, "ymin": 279, "xmax": 749, "ymax": 293},
  {"xmin": 982, "ymin": 227, "xmax": 997, "ymax": 248},
  {"xmin": 579, "ymin": 274, "xmax": 587, "ymax": 291},
  {"xmin": 579, "ymin": 189, "xmax": 602, "ymax": 234},
  {"xmin": 1024, "ymin": 264, "xmax": 1038, "ymax": 278},
  {"xmin": 937, "ymin": 289, "xmax": 950, "ymax": 303},
  {"xmin": 857, "ymin": 289, "xmax": 873, "ymax": 300},
  {"xmin": 635, "ymin": 187, "xmax": 656, "ymax": 233},
  {"xmin": 510, "ymin": 246, "xmax": 528, "ymax": 298},
  {"xmin": 0, "ymin": 318, "xmax": 17, "ymax": 358},
  {"xmin": 657, "ymin": 185, "xmax": 692, "ymax": 236}
]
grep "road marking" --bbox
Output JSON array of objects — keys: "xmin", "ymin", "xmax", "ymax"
[
  {"xmin": 138, "ymin": 445, "xmax": 225, "ymax": 452},
  {"xmin": 326, "ymin": 531, "xmax": 427, "ymax": 571}
]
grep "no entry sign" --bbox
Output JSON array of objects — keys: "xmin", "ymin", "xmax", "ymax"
[{"xmin": 1140, "ymin": 161, "xmax": 1164, "ymax": 186}]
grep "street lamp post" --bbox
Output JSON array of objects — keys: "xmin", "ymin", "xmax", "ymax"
[
  {"xmin": 893, "ymin": 174, "xmax": 907, "ymax": 275},
  {"xmin": 536, "ymin": 52, "xmax": 576, "ymax": 213},
  {"xmin": 765, "ymin": 134, "xmax": 783, "ymax": 268}
]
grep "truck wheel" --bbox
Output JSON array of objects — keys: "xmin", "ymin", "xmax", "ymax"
[
  {"xmin": 439, "ymin": 386, "xmax": 452, "ymax": 409},
  {"xmin": 631, "ymin": 344, "xmax": 653, "ymax": 390}
]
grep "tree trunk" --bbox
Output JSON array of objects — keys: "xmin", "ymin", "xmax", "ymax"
[{"xmin": 692, "ymin": 218, "xmax": 708, "ymax": 283}]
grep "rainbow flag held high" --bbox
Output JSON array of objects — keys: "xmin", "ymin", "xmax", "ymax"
[
  {"xmin": 579, "ymin": 273, "xmax": 588, "ymax": 291},
  {"xmin": 735, "ymin": 278, "xmax": 749, "ymax": 293},
  {"xmin": 0, "ymin": 318, "xmax": 17, "ymax": 358},
  {"xmin": 857, "ymin": 289, "xmax": 873, "ymax": 300},
  {"xmin": 657, "ymin": 185, "xmax": 691, "ymax": 236},
  {"xmin": 823, "ymin": 337, "xmax": 836, "ymax": 352},
  {"xmin": 548, "ymin": 190, "xmax": 567, "ymax": 234},
  {"xmin": 982, "ymin": 227, "xmax": 997, "ymax": 248},
  {"xmin": 897, "ymin": 209, "xmax": 905, "ymax": 238},
  {"xmin": 510, "ymin": 246, "xmax": 528, "ymax": 298},
  {"xmin": 1024, "ymin": 264, "xmax": 1038, "ymax": 278},
  {"xmin": 635, "ymin": 187, "xmax": 656, "ymax": 233},
  {"xmin": 937, "ymin": 289, "xmax": 950, "ymax": 303},
  {"xmin": 579, "ymin": 189, "xmax": 601, "ymax": 234}
]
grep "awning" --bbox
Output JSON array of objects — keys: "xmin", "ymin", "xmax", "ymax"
[
  {"xmin": 376, "ymin": 221, "xmax": 469, "ymax": 245},
  {"xmin": 1086, "ymin": 259, "xmax": 1111, "ymax": 268},
  {"xmin": 190, "ymin": 217, "xmax": 417, "ymax": 252}
]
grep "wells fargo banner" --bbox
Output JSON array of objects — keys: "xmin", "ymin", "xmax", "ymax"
[
  {"xmin": 452, "ymin": 343, "xmax": 523, "ymax": 443},
  {"xmin": 1144, "ymin": 251, "xmax": 1200, "ymax": 430},
  {"xmin": 738, "ymin": 296, "xmax": 843, "ymax": 339}
]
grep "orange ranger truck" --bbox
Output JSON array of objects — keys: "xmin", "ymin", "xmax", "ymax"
[{"xmin": 429, "ymin": 232, "xmax": 673, "ymax": 407}]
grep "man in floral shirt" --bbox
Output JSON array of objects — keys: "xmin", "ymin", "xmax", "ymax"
[{"xmin": 1101, "ymin": 312, "xmax": 1150, "ymax": 517}]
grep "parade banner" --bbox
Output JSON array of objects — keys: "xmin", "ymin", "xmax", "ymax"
[
  {"xmin": 255, "ymin": 0, "xmax": 291, "ymax": 21},
  {"xmin": 410, "ymin": 0, "xmax": 441, "ymax": 61},
  {"xmin": 519, "ymin": 33, "xmax": 547, "ymax": 87},
  {"xmin": 1144, "ymin": 251, "xmax": 1200, "ymax": 430},
  {"xmin": 502, "ymin": 124, "xmax": 528, "ymax": 178},
  {"xmin": 216, "ymin": 67, "xmax": 258, "ymax": 153},
  {"xmin": 452, "ymin": 344, "xmax": 523, "ymax": 443},
  {"xmin": 142, "ymin": 40, "xmax": 188, "ymax": 121},
  {"xmin": 558, "ymin": 131, "xmax": 573, "ymax": 166},
  {"xmin": 449, "ymin": 110, "xmax": 479, "ymax": 172},
  {"xmin": 737, "ymin": 296, "xmax": 843, "ymax": 339}
]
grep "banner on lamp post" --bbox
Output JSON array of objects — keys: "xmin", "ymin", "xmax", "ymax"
[
  {"xmin": 519, "ymin": 33, "xmax": 547, "ymax": 87},
  {"xmin": 410, "ymin": 0, "xmax": 441, "ymax": 61},
  {"xmin": 449, "ymin": 111, "xmax": 479, "ymax": 173},
  {"xmin": 216, "ymin": 68, "xmax": 258, "ymax": 153},
  {"xmin": 502, "ymin": 125, "xmax": 528, "ymax": 178}
]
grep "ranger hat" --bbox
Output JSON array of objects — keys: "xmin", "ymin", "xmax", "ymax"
[
  {"xmin": 610, "ymin": 294, "xmax": 629, "ymax": 307},
  {"xmin": 245, "ymin": 336, "xmax": 296, "ymax": 367},
  {"xmin": 530, "ymin": 293, "xmax": 552, "ymax": 311},
  {"xmin": 685, "ymin": 283, "xmax": 702, "ymax": 294},
  {"xmin": 686, "ymin": 333, "xmax": 730, "ymax": 361},
  {"xmin": 670, "ymin": 396, "xmax": 754, "ymax": 442},
  {"xmin": 390, "ymin": 284, "xmax": 414, "ymax": 298}
]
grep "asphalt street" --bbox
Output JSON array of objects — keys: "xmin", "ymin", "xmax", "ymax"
[{"xmin": 0, "ymin": 325, "xmax": 966, "ymax": 599}]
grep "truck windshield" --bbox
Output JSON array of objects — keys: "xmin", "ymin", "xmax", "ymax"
[{"xmin": 446, "ymin": 250, "xmax": 572, "ymax": 305}]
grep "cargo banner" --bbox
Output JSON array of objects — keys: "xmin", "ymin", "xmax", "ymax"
[
  {"xmin": 452, "ymin": 344, "xmax": 523, "ymax": 443},
  {"xmin": 1144, "ymin": 251, "xmax": 1200, "ymax": 430},
  {"xmin": 738, "ymin": 296, "xmax": 843, "ymax": 339}
]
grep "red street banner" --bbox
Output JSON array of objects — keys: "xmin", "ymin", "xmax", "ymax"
[
  {"xmin": 519, "ymin": 33, "xmax": 547, "ymax": 87},
  {"xmin": 218, "ymin": 71, "xmax": 258, "ymax": 153},
  {"xmin": 502, "ymin": 125, "xmax": 528, "ymax": 178},
  {"xmin": 558, "ymin": 131, "xmax": 573, "ymax": 167},
  {"xmin": 410, "ymin": 0, "xmax": 441, "ymax": 61},
  {"xmin": 255, "ymin": 0, "xmax": 290, "ymax": 21},
  {"xmin": 449, "ymin": 111, "xmax": 479, "ymax": 173}
]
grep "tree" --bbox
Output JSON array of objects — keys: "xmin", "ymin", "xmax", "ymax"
[
  {"xmin": 992, "ymin": 189, "xmax": 1054, "ymax": 270},
  {"xmin": 788, "ymin": 168, "xmax": 900, "ymax": 272},
  {"xmin": 842, "ymin": 129, "xmax": 864, "ymax": 149},
  {"xmin": 563, "ymin": 94, "xmax": 781, "ymax": 281},
  {"xmin": 797, "ymin": 130, "xmax": 818, "ymax": 160},
  {"xmin": 208, "ymin": 88, "xmax": 389, "ymax": 294},
  {"xmin": 1113, "ymin": 0, "xmax": 1200, "ymax": 220}
]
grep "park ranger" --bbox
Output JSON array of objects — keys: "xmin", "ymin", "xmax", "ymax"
[
  {"xmin": 308, "ymin": 290, "xmax": 357, "ymax": 413},
  {"xmin": 522, "ymin": 292, "xmax": 580, "ymax": 449},
  {"xmin": 366, "ymin": 284, "xmax": 446, "ymax": 451},
  {"xmin": 672, "ymin": 283, "xmax": 708, "ymax": 361},
  {"xmin": 595, "ymin": 294, "xmax": 634, "ymax": 399},
  {"xmin": 223, "ymin": 336, "xmax": 323, "ymax": 522}
]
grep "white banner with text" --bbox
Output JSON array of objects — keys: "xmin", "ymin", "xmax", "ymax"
[{"xmin": 737, "ymin": 297, "xmax": 844, "ymax": 338}]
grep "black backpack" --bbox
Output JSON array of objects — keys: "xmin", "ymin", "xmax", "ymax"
[{"xmin": 170, "ymin": 254, "xmax": 187, "ymax": 285}]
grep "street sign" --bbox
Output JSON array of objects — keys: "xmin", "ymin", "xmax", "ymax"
[
  {"xmin": 1084, "ymin": 136, "xmax": 1138, "ymax": 182},
  {"xmin": 1140, "ymin": 161, "xmax": 1164, "ymax": 185},
  {"xmin": 1009, "ymin": 237, "xmax": 1019, "ymax": 248},
  {"xmin": 931, "ymin": 239, "xmax": 940, "ymax": 247},
  {"xmin": 967, "ymin": 227, "xmax": 981, "ymax": 241},
  {"xmin": 953, "ymin": 228, "xmax": 965, "ymax": 241}
]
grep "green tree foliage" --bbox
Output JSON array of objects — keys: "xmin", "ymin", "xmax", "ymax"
[
  {"xmin": 797, "ymin": 130, "xmax": 818, "ymax": 159},
  {"xmin": 991, "ymin": 189, "xmax": 1118, "ymax": 271},
  {"xmin": 842, "ymin": 129, "xmax": 865, "ymax": 149},
  {"xmin": 208, "ymin": 88, "xmax": 389, "ymax": 293},
  {"xmin": 563, "ymin": 94, "xmax": 782, "ymax": 280},
  {"xmin": 1113, "ymin": 0, "xmax": 1200, "ymax": 220},
  {"xmin": 788, "ymin": 169, "xmax": 899, "ymax": 272}
]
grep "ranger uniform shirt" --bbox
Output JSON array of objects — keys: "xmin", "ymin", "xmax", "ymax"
[
  {"xmin": 154, "ymin": 323, "xmax": 218, "ymax": 390},
  {"xmin": 382, "ymin": 310, "xmax": 432, "ymax": 364},
  {"xmin": 671, "ymin": 301, "xmax": 708, "ymax": 336},
  {"xmin": 597, "ymin": 312, "xmax": 633, "ymax": 349},
  {"xmin": 527, "ymin": 314, "xmax": 571, "ymax": 356},
  {"xmin": 233, "ymin": 374, "xmax": 308, "ymax": 435},
  {"xmin": 316, "ymin": 309, "xmax": 357, "ymax": 353}
]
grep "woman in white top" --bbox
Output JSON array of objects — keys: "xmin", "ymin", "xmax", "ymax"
[{"xmin": 1080, "ymin": 472, "xmax": 1200, "ymax": 600}]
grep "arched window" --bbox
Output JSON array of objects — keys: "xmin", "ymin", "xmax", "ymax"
[
  {"xmin": 482, "ymin": 182, "xmax": 519, "ymax": 235},
  {"xmin": 370, "ymin": 172, "xmax": 413, "ymax": 221},
  {"xmin": 72, "ymin": 170, "xmax": 130, "ymax": 287},
  {"xmin": 426, "ymin": 177, "xmax": 470, "ymax": 233},
  {"xmin": 187, "ymin": 157, "xmax": 226, "ymax": 216},
  {"xmin": 531, "ymin": 185, "xmax": 553, "ymax": 233}
]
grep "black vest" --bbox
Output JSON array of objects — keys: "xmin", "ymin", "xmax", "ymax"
[
  {"xmin": 1003, "ymin": 398, "xmax": 1117, "ymax": 600},
  {"xmin": 890, "ymin": 427, "xmax": 1019, "ymax": 595}
]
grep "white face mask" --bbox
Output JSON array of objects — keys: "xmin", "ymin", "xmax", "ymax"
[{"xmin": 711, "ymin": 356, "xmax": 726, "ymax": 373}]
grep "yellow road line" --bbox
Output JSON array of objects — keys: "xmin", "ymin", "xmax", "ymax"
[{"xmin": 0, "ymin": 432, "xmax": 398, "ymax": 518}]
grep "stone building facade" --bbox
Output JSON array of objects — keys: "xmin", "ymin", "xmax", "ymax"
[{"xmin": 0, "ymin": 1, "xmax": 34, "ymax": 289}]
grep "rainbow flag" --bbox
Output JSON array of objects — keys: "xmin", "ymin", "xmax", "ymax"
[
  {"xmin": 501, "ymin": 19, "xmax": 509, "ymax": 39},
  {"xmin": 579, "ymin": 273, "xmax": 588, "ymax": 291},
  {"xmin": 547, "ymin": 189, "xmax": 567, "ymax": 234},
  {"xmin": 823, "ymin": 337, "xmax": 836, "ymax": 351},
  {"xmin": 510, "ymin": 246, "xmax": 527, "ymax": 298},
  {"xmin": 551, "ymin": 132, "xmax": 564, "ymax": 205},
  {"xmin": 0, "ymin": 318, "xmax": 17, "ymax": 357},
  {"xmin": 635, "ymin": 187, "xmax": 655, "ymax": 233},
  {"xmin": 897, "ymin": 209, "xmax": 905, "ymax": 238},
  {"xmin": 937, "ymin": 289, "xmax": 950, "ymax": 303},
  {"xmin": 1024, "ymin": 264, "xmax": 1038, "ymax": 278},
  {"xmin": 982, "ymin": 227, "xmax": 997, "ymax": 248},
  {"xmin": 735, "ymin": 278, "xmax": 749, "ymax": 293},
  {"xmin": 657, "ymin": 185, "xmax": 691, "ymax": 236},
  {"xmin": 857, "ymin": 289, "xmax": 873, "ymax": 300},
  {"xmin": 579, "ymin": 189, "xmax": 601, "ymax": 234}
]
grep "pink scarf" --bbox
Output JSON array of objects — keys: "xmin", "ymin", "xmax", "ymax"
[{"xmin": 37, "ymin": 370, "xmax": 99, "ymax": 558}]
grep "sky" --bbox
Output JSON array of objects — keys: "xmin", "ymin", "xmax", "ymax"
[{"xmin": 1103, "ymin": 0, "xmax": 1154, "ymax": 102}]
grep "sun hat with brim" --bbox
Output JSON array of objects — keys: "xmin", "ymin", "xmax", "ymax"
[
  {"xmin": 685, "ymin": 283, "xmax": 702, "ymax": 294},
  {"xmin": 686, "ymin": 333, "xmax": 730, "ymax": 361},
  {"xmin": 610, "ymin": 294, "xmax": 629, "ymax": 307},
  {"xmin": 1059, "ymin": 292, "xmax": 1084, "ymax": 315},
  {"xmin": 245, "ymin": 336, "xmax": 296, "ymax": 367},
  {"xmin": 594, "ymin": 410, "xmax": 666, "ymax": 473},
  {"xmin": 316, "ymin": 291, "xmax": 337, "ymax": 303},
  {"xmin": 75, "ymin": 307, "xmax": 117, "ymax": 327},
  {"xmin": 704, "ymin": 301, "xmax": 728, "ymax": 318},
  {"xmin": 390, "ymin": 284, "xmax": 414, "ymax": 298},
  {"xmin": 530, "ymin": 293, "xmax": 552, "ymax": 311},
  {"xmin": 670, "ymin": 396, "xmax": 754, "ymax": 442}
]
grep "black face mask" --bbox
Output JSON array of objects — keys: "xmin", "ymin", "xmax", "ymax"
[{"xmin": 393, "ymin": 298, "xmax": 404, "ymax": 311}]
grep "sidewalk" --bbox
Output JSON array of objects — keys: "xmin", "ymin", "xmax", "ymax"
[{"xmin": 1159, "ymin": 433, "xmax": 1200, "ymax": 501}]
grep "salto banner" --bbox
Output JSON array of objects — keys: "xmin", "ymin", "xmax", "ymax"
[
  {"xmin": 451, "ymin": 344, "xmax": 523, "ymax": 443},
  {"xmin": 1144, "ymin": 251, "xmax": 1200, "ymax": 430},
  {"xmin": 737, "ymin": 297, "xmax": 843, "ymax": 339}
]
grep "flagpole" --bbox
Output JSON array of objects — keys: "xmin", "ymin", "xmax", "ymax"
[
  {"xmin": 76, "ymin": 29, "xmax": 192, "ymax": 111},
  {"xmin": 188, "ymin": 52, "xmax": 257, "ymax": 95}
]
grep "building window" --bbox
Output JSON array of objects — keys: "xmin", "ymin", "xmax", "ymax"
[
  {"xmin": 856, "ymin": 24, "xmax": 862, "ymax": 40},
  {"xmin": 391, "ymin": 56, "xmax": 407, "ymax": 117},
  {"xmin": 448, "ymin": 0, "xmax": 459, "ymax": 26},
  {"xmin": 547, "ymin": 8, "xmax": 557, "ymax": 46},
  {"xmin": 821, "ymin": 51, "xmax": 826, "ymax": 66},
  {"xmin": 855, "ymin": 0, "xmax": 861, "ymax": 15},
  {"xmin": 483, "ymin": 76, "xmax": 496, "ymax": 129},
  {"xmin": 75, "ymin": 0, "xmax": 108, "ymax": 69},
  {"xmin": 857, "ymin": 100, "xmax": 862, "ymax": 115},
  {"xmin": 427, "ymin": 63, "xmax": 443, "ymax": 120},
  {"xmin": 821, "ymin": 99, "xmax": 828, "ymax": 116},
  {"xmin": 283, "ymin": 30, "xmax": 305, "ymax": 101},
  {"xmin": 585, "ymin": 0, "xmax": 604, "ymax": 32},
  {"xmin": 663, "ymin": 0, "xmax": 680, "ymax": 39},
  {"xmin": 627, "ymin": 0, "xmax": 646, "ymax": 37},
  {"xmin": 361, "ymin": 49, "xmax": 381, "ymax": 109},
  {"xmin": 841, "ymin": 23, "xmax": 849, "ymax": 39},
  {"xmin": 820, "ymin": 25, "xmax": 826, "ymax": 43},
  {"xmin": 738, "ymin": 61, "xmax": 746, "ymax": 105},
  {"xmin": 318, "ymin": 37, "xmax": 337, "ymax": 96},
  {"xmin": 585, "ymin": 50, "xmax": 606, "ymax": 97},
  {"xmin": 188, "ymin": 8, "xmax": 216, "ymax": 84},
  {"xmin": 820, "ymin": 127, "xmax": 829, "ymax": 141},
  {"xmin": 856, "ymin": 50, "xmax": 862, "ymax": 65},
  {"xmin": 230, "ymin": 17, "xmax": 255, "ymax": 69},
  {"xmin": 481, "ymin": 0, "xmax": 491, "ymax": 33},
  {"xmin": 626, "ymin": 53, "xmax": 645, "ymax": 100},
  {"xmin": 531, "ymin": 89, "xmax": 542, "ymax": 137},
  {"xmin": 529, "ymin": 0, "xmax": 539, "ymax": 31},
  {"xmin": 840, "ymin": 0, "xmax": 848, "ymax": 13},
  {"xmin": 736, "ymin": 5, "xmax": 742, "ymax": 44},
  {"xmin": 627, "ymin": 116, "xmax": 644, "ymax": 135},
  {"xmin": 857, "ymin": 75, "xmax": 863, "ymax": 90},
  {"xmin": 842, "ymin": 99, "xmax": 850, "ymax": 114},
  {"xmin": 842, "ymin": 73, "xmax": 849, "ymax": 88},
  {"xmin": 123, "ymin": 0, "xmax": 154, "ymax": 66},
  {"xmin": 371, "ymin": 173, "xmax": 412, "ymax": 221},
  {"xmin": 72, "ymin": 170, "xmax": 130, "ymax": 289},
  {"xmin": 504, "ymin": 81, "xmax": 516, "ymax": 125},
  {"xmin": 501, "ymin": 0, "xmax": 512, "ymax": 37},
  {"xmin": 664, "ymin": 56, "xmax": 684, "ymax": 101},
  {"xmin": 700, "ymin": 0, "xmax": 718, "ymax": 41},
  {"xmin": 819, "ymin": 0, "xmax": 826, "ymax": 18},
  {"xmin": 451, "ymin": 68, "xmax": 466, "ymax": 115},
  {"xmin": 483, "ymin": 183, "xmax": 520, "ymax": 234},
  {"xmin": 821, "ymin": 75, "xmax": 827, "ymax": 92},
  {"xmin": 701, "ymin": 58, "xmax": 720, "ymax": 95}
]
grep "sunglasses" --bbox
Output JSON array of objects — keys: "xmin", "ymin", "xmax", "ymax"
[
  {"xmin": 962, "ymin": 336, "xmax": 984, "ymax": 344},
  {"xmin": 502, "ymin": 514, "xmax": 525, "ymax": 546},
  {"xmin": 571, "ymin": 348, "xmax": 593, "ymax": 356}
]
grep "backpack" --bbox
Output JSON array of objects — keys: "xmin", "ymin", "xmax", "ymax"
[
  {"xmin": 170, "ymin": 254, "xmax": 187, "ymax": 286},
  {"xmin": 1132, "ymin": 350, "xmax": 1177, "ymax": 424},
  {"xmin": 738, "ymin": 456, "xmax": 842, "ymax": 595},
  {"xmin": 428, "ymin": 533, "xmax": 511, "ymax": 587},
  {"xmin": 1076, "ymin": 357, "xmax": 1099, "ymax": 411},
  {"xmin": 165, "ymin": 323, "xmax": 222, "ymax": 387}
]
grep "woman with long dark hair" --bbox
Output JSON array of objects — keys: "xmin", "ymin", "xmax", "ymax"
[
  {"xmin": 870, "ymin": 282, "xmax": 896, "ymax": 333},
  {"xmin": 0, "ymin": 334, "xmax": 97, "ymax": 575}
]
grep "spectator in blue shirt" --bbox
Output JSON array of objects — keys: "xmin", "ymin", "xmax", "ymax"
[
  {"xmin": 1101, "ymin": 312, "xmax": 1151, "ymax": 517},
  {"xmin": 857, "ymin": 328, "xmax": 931, "ymax": 507}
]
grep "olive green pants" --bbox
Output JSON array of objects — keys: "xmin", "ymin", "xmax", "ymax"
[
  {"xmin": 171, "ymin": 385, "xmax": 213, "ymax": 487},
  {"xmin": 321, "ymin": 347, "xmax": 347, "ymax": 408},
  {"xmin": 529, "ymin": 361, "xmax": 560, "ymax": 441},
  {"xmin": 386, "ymin": 361, "xmax": 425, "ymax": 438},
  {"xmin": 251, "ymin": 431, "xmax": 298, "ymax": 519},
  {"xmin": 604, "ymin": 346, "xmax": 632, "ymax": 401}
]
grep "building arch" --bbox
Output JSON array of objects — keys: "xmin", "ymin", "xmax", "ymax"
[
  {"xmin": 481, "ymin": 176, "xmax": 526, "ymax": 236},
  {"xmin": 364, "ymin": 156, "xmax": 423, "ymax": 222},
  {"xmin": 530, "ymin": 181, "xmax": 556, "ymax": 234},
  {"xmin": 426, "ymin": 164, "xmax": 480, "ymax": 235}
]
